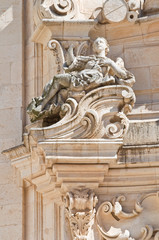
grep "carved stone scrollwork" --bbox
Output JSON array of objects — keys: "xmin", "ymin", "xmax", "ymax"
[
  {"xmin": 105, "ymin": 112, "xmax": 129, "ymax": 139},
  {"xmin": 64, "ymin": 188, "xmax": 98, "ymax": 240},
  {"xmin": 105, "ymin": 87, "xmax": 135, "ymax": 139},
  {"xmin": 48, "ymin": 39, "xmax": 65, "ymax": 74},
  {"xmin": 80, "ymin": 109, "xmax": 100, "ymax": 139},
  {"xmin": 97, "ymin": 195, "xmax": 143, "ymax": 222},
  {"xmin": 96, "ymin": 195, "xmax": 142, "ymax": 240},
  {"xmin": 97, "ymin": 226, "xmax": 135, "ymax": 240},
  {"xmin": 34, "ymin": 0, "xmax": 77, "ymax": 24},
  {"xmin": 140, "ymin": 225, "xmax": 159, "ymax": 240},
  {"xmin": 27, "ymin": 85, "xmax": 135, "ymax": 139},
  {"xmin": 96, "ymin": 192, "xmax": 159, "ymax": 240}
]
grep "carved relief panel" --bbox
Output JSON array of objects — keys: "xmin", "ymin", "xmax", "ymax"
[{"xmin": 96, "ymin": 192, "xmax": 159, "ymax": 240}]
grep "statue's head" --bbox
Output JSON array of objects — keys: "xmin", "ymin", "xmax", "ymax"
[{"xmin": 93, "ymin": 37, "xmax": 109, "ymax": 55}]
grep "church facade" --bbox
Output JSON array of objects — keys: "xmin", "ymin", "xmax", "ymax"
[{"xmin": 1, "ymin": 0, "xmax": 159, "ymax": 239}]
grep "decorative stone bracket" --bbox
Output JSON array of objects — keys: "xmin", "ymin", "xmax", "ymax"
[
  {"xmin": 3, "ymin": 84, "xmax": 135, "ymax": 192},
  {"xmin": 27, "ymin": 85, "xmax": 135, "ymax": 141}
]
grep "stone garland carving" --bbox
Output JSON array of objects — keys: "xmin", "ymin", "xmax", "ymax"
[
  {"xmin": 27, "ymin": 37, "xmax": 136, "ymax": 138},
  {"xmin": 96, "ymin": 192, "xmax": 159, "ymax": 240},
  {"xmin": 64, "ymin": 188, "xmax": 98, "ymax": 240}
]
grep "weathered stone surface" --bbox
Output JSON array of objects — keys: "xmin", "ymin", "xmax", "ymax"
[
  {"xmin": 0, "ymin": 1, "xmax": 23, "ymax": 239},
  {"xmin": 150, "ymin": 65, "xmax": 159, "ymax": 89},
  {"xmin": 0, "ymin": 225, "xmax": 22, "ymax": 240},
  {"xmin": 1, "ymin": 1, "xmax": 159, "ymax": 240},
  {"xmin": 0, "ymin": 84, "xmax": 22, "ymax": 109},
  {"xmin": 144, "ymin": 0, "xmax": 159, "ymax": 14},
  {"xmin": 129, "ymin": 67, "xmax": 151, "ymax": 91},
  {"xmin": 101, "ymin": 0, "xmax": 128, "ymax": 23},
  {"xmin": 124, "ymin": 120, "xmax": 159, "ymax": 145},
  {"xmin": 124, "ymin": 46, "xmax": 159, "ymax": 68},
  {"xmin": 27, "ymin": 37, "xmax": 135, "ymax": 124}
]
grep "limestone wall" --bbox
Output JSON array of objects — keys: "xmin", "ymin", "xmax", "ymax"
[{"xmin": 0, "ymin": 0, "xmax": 23, "ymax": 239}]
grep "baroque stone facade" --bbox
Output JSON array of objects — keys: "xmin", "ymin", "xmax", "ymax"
[{"xmin": 1, "ymin": 0, "xmax": 159, "ymax": 239}]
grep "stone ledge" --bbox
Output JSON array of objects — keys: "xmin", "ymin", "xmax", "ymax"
[{"xmin": 118, "ymin": 143, "xmax": 159, "ymax": 164}]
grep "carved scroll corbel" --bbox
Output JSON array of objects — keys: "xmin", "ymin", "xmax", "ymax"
[
  {"xmin": 48, "ymin": 39, "xmax": 65, "ymax": 74},
  {"xmin": 64, "ymin": 188, "xmax": 98, "ymax": 240}
]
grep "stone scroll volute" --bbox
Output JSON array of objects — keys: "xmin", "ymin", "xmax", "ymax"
[
  {"xmin": 96, "ymin": 192, "xmax": 159, "ymax": 240},
  {"xmin": 34, "ymin": 0, "xmax": 77, "ymax": 25}
]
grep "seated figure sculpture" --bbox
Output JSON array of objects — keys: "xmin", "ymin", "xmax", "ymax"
[{"xmin": 27, "ymin": 37, "xmax": 135, "ymax": 124}]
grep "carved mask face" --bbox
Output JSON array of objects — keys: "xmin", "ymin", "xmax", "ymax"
[{"xmin": 93, "ymin": 38, "xmax": 109, "ymax": 55}]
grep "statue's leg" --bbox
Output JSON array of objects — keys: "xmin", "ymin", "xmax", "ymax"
[{"xmin": 41, "ymin": 74, "xmax": 71, "ymax": 110}]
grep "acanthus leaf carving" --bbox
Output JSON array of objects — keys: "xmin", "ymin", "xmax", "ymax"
[{"xmin": 64, "ymin": 188, "xmax": 98, "ymax": 240}]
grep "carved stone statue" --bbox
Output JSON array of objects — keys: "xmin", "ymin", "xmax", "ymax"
[{"xmin": 27, "ymin": 37, "xmax": 135, "ymax": 124}]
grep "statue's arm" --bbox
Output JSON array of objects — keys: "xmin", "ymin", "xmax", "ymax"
[
  {"xmin": 65, "ymin": 44, "xmax": 75, "ymax": 66},
  {"xmin": 65, "ymin": 54, "xmax": 96, "ymax": 72},
  {"xmin": 102, "ymin": 59, "xmax": 128, "ymax": 79},
  {"xmin": 109, "ymin": 60, "xmax": 128, "ymax": 78}
]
